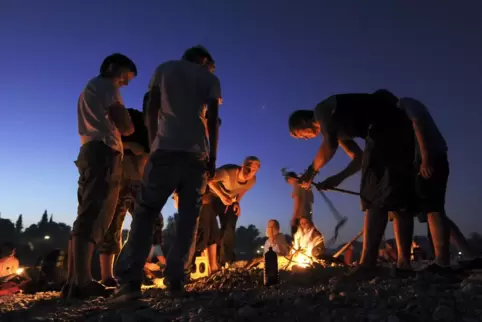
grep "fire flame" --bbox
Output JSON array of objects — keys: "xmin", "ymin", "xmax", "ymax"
[{"xmin": 289, "ymin": 248, "xmax": 314, "ymax": 269}]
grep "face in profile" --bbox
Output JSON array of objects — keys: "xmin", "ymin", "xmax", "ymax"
[
  {"xmin": 291, "ymin": 127, "xmax": 318, "ymax": 140},
  {"xmin": 114, "ymin": 69, "xmax": 136, "ymax": 88},
  {"xmin": 241, "ymin": 159, "xmax": 260, "ymax": 181}
]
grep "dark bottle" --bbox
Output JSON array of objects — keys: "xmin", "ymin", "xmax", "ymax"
[{"xmin": 264, "ymin": 247, "xmax": 279, "ymax": 286}]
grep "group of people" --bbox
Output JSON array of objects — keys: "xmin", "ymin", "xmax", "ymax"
[
  {"xmin": 64, "ymin": 45, "xmax": 480, "ymax": 303},
  {"xmin": 289, "ymin": 91, "xmax": 482, "ymax": 280},
  {"xmin": 66, "ymin": 46, "xmax": 262, "ymax": 302}
]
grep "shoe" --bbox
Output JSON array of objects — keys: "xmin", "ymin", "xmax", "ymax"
[
  {"xmin": 164, "ymin": 278, "xmax": 185, "ymax": 297},
  {"xmin": 102, "ymin": 277, "xmax": 120, "ymax": 288},
  {"xmin": 459, "ymin": 257, "xmax": 482, "ymax": 271},
  {"xmin": 68, "ymin": 280, "xmax": 112, "ymax": 300},
  {"xmin": 109, "ymin": 282, "xmax": 142, "ymax": 304}
]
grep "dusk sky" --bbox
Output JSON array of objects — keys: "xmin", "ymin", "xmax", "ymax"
[{"xmin": 1, "ymin": 0, "xmax": 481, "ymax": 243}]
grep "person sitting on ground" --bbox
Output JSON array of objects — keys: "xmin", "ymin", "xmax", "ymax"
[
  {"xmin": 264, "ymin": 219, "xmax": 290, "ymax": 256},
  {"xmin": 66, "ymin": 53, "xmax": 136, "ymax": 300},
  {"xmin": 283, "ymin": 171, "xmax": 314, "ymax": 236},
  {"xmin": 290, "ymin": 90, "xmax": 416, "ymax": 281},
  {"xmin": 293, "ymin": 217, "xmax": 325, "ymax": 258}
]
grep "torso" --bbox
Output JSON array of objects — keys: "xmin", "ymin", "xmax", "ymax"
[
  {"xmin": 214, "ymin": 164, "xmax": 256, "ymax": 199},
  {"xmin": 78, "ymin": 76, "xmax": 123, "ymax": 152},
  {"xmin": 149, "ymin": 60, "xmax": 222, "ymax": 156},
  {"xmin": 292, "ymin": 184, "xmax": 314, "ymax": 219}
]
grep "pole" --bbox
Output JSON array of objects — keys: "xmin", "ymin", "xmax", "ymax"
[{"xmin": 332, "ymin": 230, "xmax": 363, "ymax": 258}]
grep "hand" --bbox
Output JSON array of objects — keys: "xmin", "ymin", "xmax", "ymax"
[
  {"xmin": 206, "ymin": 157, "xmax": 216, "ymax": 179},
  {"xmin": 219, "ymin": 194, "xmax": 233, "ymax": 206},
  {"xmin": 419, "ymin": 158, "xmax": 433, "ymax": 179},
  {"xmin": 299, "ymin": 165, "xmax": 318, "ymax": 190},
  {"xmin": 232, "ymin": 202, "xmax": 240, "ymax": 216},
  {"xmin": 317, "ymin": 175, "xmax": 344, "ymax": 191}
]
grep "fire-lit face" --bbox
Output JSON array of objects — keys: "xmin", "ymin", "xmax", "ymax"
[
  {"xmin": 290, "ymin": 127, "xmax": 318, "ymax": 140},
  {"xmin": 299, "ymin": 218, "xmax": 312, "ymax": 231},
  {"xmin": 240, "ymin": 159, "xmax": 260, "ymax": 181},
  {"xmin": 266, "ymin": 220, "xmax": 280, "ymax": 238}
]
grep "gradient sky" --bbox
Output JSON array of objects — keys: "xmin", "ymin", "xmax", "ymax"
[{"xmin": 1, "ymin": 0, "xmax": 481, "ymax": 243}]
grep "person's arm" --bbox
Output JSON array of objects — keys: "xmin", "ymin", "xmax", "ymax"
[
  {"xmin": 332, "ymin": 139, "xmax": 364, "ymax": 180},
  {"xmin": 146, "ymin": 87, "xmax": 161, "ymax": 147},
  {"xmin": 206, "ymin": 98, "xmax": 219, "ymax": 161},
  {"xmin": 109, "ymin": 103, "xmax": 134, "ymax": 136},
  {"xmin": 123, "ymin": 141, "xmax": 146, "ymax": 155},
  {"xmin": 207, "ymin": 169, "xmax": 231, "ymax": 201}
]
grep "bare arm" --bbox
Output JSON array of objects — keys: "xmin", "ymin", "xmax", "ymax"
[
  {"xmin": 312, "ymin": 127, "xmax": 339, "ymax": 172},
  {"xmin": 332, "ymin": 139, "xmax": 364, "ymax": 180},
  {"xmin": 123, "ymin": 141, "xmax": 145, "ymax": 155},
  {"xmin": 207, "ymin": 170, "xmax": 231, "ymax": 200},
  {"xmin": 412, "ymin": 120, "xmax": 430, "ymax": 161},
  {"xmin": 109, "ymin": 103, "xmax": 134, "ymax": 136},
  {"xmin": 146, "ymin": 88, "xmax": 161, "ymax": 146}
]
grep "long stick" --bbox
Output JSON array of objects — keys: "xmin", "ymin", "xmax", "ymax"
[{"xmin": 332, "ymin": 230, "xmax": 364, "ymax": 258}]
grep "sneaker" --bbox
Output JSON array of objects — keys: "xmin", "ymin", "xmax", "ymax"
[
  {"xmin": 68, "ymin": 280, "xmax": 112, "ymax": 300},
  {"xmin": 164, "ymin": 278, "xmax": 185, "ymax": 297},
  {"xmin": 459, "ymin": 257, "xmax": 482, "ymax": 271},
  {"xmin": 102, "ymin": 277, "xmax": 120, "ymax": 288},
  {"xmin": 109, "ymin": 283, "xmax": 142, "ymax": 304}
]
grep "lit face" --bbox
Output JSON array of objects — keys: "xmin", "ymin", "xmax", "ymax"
[
  {"xmin": 299, "ymin": 218, "xmax": 312, "ymax": 231},
  {"xmin": 240, "ymin": 159, "xmax": 260, "ymax": 181},
  {"xmin": 114, "ymin": 69, "xmax": 136, "ymax": 88},
  {"xmin": 290, "ymin": 127, "xmax": 318, "ymax": 140},
  {"xmin": 266, "ymin": 220, "xmax": 280, "ymax": 238}
]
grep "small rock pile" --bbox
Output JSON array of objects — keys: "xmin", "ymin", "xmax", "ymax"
[{"xmin": 0, "ymin": 268, "xmax": 481, "ymax": 322}]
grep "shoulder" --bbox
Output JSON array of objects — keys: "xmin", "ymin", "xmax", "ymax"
[
  {"xmin": 218, "ymin": 164, "xmax": 241, "ymax": 172},
  {"xmin": 314, "ymin": 96, "xmax": 337, "ymax": 126},
  {"xmin": 398, "ymin": 97, "xmax": 428, "ymax": 116}
]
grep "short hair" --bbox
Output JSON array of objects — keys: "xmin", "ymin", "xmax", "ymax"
[
  {"xmin": 244, "ymin": 156, "xmax": 260, "ymax": 167},
  {"xmin": 288, "ymin": 110, "xmax": 314, "ymax": 132},
  {"xmin": 268, "ymin": 219, "xmax": 280, "ymax": 230},
  {"xmin": 182, "ymin": 45, "xmax": 214, "ymax": 65},
  {"xmin": 283, "ymin": 171, "xmax": 298, "ymax": 182},
  {"xmin": 100, "ymin": 53, "xmax": 137, "ymax": 77},
  {"xmin": 373, "ymin": 89, "xmax": 398, "ymax": 106}
]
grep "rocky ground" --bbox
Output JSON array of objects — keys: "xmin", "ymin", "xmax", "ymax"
[{"xmin": 0, "ymin": 267, "xmax": 481, "ymax": 322}]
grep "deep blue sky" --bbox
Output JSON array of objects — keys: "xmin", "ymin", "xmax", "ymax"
[{"xmin": 1, "ymin": 0, "xmax": 481, "ymax": 243}]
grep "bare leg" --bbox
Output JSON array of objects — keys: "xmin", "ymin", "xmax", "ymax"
[
  {"xmin": 427, "ymin": 211, "xmax": 450, "ymax": 266},
  {"xmin": 207, "ymin": 244, "xmax": 219, "ymax": 274},
  {"xmin": 359, "ymin": 208, "xmax": 389, "ymax": 267},
  {"xmin": 72, "ymin": 236, "xmax": 95, "ymax": 286},
  {"xmin": 66, "ymin": 238, "xmax": 74, "ymax": 283},
  {"xmin": 100, "ymin": 253, "xmax": 116, "ymax": 281},
  {"xmin": 392, "ymin": 211, "xmax": 414, "ymax": 269}
]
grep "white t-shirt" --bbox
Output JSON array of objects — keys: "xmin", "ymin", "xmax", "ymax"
[
  {"xmin": 77, "ymin": 76, "xmax": 124, "ymax": 152},
  {"xmin": 149, "ymin": 60, "xmax": 222, "ymax": 156}
]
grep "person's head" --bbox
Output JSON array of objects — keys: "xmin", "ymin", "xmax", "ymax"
[
  {"xmin": 288, "ymin": 110, "xmax": 319, "ymax": 139},
  {"xmin": 373, "ymin": 89, "xmax": 399, "ymax": 106},
  {"xmin": 240, "ymin": 156, "xmax": 260, "ymax": 181},
  {"xmin": 99, "ymin": 53, "xmax": 137, "ymax": 88},
  {"xmin": 299, "ymin": 216, "xmax": 314, "ymax": 232},
  {"xmin": 283, "ymin": 171, "xmax": 299, "ymax": 185},
  {"xmin": 182, "ymin": 45, "xmax": 215, "ymax": 73},
  {"xmin": 266, "ymin": 219, "xmax": 281, "ymax": 238}
]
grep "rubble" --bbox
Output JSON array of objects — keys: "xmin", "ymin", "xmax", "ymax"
[{"xmin": 0, "ymin": 267, "xmax": 481, "ymax": 321}]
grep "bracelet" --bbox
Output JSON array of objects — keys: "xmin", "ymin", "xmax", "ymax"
[{"xmin": 306, "ymin": 164, "xmax": 319, "ymax": 181}]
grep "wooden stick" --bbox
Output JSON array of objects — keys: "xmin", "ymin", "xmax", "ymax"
[{"xmin": 332, "ymin": 230, "xmax": 364, "ymax": 258}]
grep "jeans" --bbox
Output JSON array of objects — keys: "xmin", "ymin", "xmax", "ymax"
[{"xmin": 115, "ymin": 150, "xmax": 207, "ymax": 285}]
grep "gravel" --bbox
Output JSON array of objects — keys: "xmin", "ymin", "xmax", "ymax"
[{"xmin": 1, "ymin": 267, "xmax": 481, "ymax": 322}]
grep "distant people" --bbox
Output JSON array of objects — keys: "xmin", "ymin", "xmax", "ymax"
[
  {"xmin": 264, "ymin": 219, "xmax": 290, "ymax": 256},
  {"xmin": 293, "ymin": 217, "xmax": 325, "ymax": 258},
  {"xmin": 113, "ymin": 45, "xmax": 221, "ymax": 301},
  {"xmin": 283, "ymin": 171, "xmax": 314, "ymax": 236},
  {"xmin": 397, "ymin": 96, "xmax": 482, "ymax": 272},
  {"xmin": 66, "ymin": 53, "xmax": 136, "ymax": 299},
  {"xmin": 207, "ymin": 157, "xmax": 260, "ymax": 266},
  {"xmin": 98, "ymin": 107, "xmax": 164, "ymax": 287},
  {"xmin": 289, "ymin": 90, "xmax": 416, "ymax": 281}
]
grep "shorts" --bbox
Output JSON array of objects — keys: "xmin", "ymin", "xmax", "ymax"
[{"xmin": 415, "ymin": 153, "xmax": 449, "ymax": 213}]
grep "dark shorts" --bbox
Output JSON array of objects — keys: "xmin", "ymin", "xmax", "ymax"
[
  {"xmin": 332, "ymin": 93, "xmax": 416, "ymax": 212},
  {"xmin": 415, "ymin": 153, "xmax": 449, "ymax": 213},
  {"xmin": 196, "ymin": 201, "xmax": 221, "ymax": 251},
  {"xmin": 73, "ymin": 141, "xmax": 122, "ymax": 244}
]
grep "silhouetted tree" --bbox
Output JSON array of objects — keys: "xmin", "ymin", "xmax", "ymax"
[
  {"xmin": 15, "ymin": 215, "xmax": 23, "ymax": 234},
  {"xmin": 49, "ymin": 214, "xmax": 53, "ymax": 224},
  {"xmin": 0, "ymin": 218, "xmax": 17, "ymax": 244},
  {"xmin": 40, "ymin": 210, "xmax": 49, "ymax": 227},
  {"xmin": 235, "ymin": 224, "xmax": 263, "ymax": 259},
  {"xmin": 162, "ymin": 213, "xmax": 178, "ymax": 254}
]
